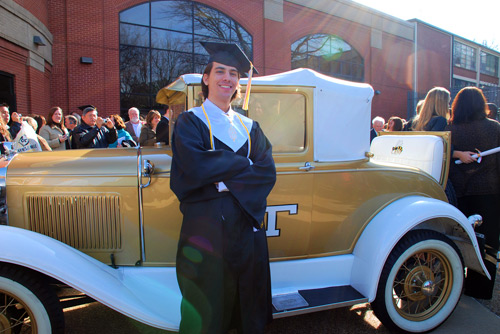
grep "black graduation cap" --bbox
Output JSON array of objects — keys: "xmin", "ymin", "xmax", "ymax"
[
  {"xmin": 200, "ymin": 42, "xmax": 258, "ymax": 76},
  {"xmin": 77, "ymin": 105, "xmax": 96, "ymax": 111}
]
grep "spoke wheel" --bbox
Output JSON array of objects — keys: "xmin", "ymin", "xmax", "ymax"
[
  {"xmin": 0, "ymin": 288, "xmax": 37, "ymax": 334},
  {"xmin": 0, "ymin": 264, "xmax": 64, "ymax": 334},
  {"xmin": 372, "ymin": 230, "xmax": 464, "ymax": 333}
]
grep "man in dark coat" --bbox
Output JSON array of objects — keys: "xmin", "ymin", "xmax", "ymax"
[
  {"xmin": 170, "ymin": 42, "xmax": 276, "ymax": 334},
  {"xmin": 156, "ymin": 105, "xmax": 170, "ymax": 145},
  {"xmin": 73, "ymin": 106, "xmax": 117, "ymax": 149}
]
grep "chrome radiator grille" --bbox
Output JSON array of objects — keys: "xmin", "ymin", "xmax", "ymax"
[{"xmin": 26, "ymin": 194, "xmax": 122, "ymax": 250}]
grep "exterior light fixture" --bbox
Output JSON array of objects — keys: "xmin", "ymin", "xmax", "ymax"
[
  {"xmin": 33, "ymin": 36, "xmax": 46, "ymax": 46},
  {"xmin": 80, "ymin": 57, "xmax": 93, "ymax": 64}
]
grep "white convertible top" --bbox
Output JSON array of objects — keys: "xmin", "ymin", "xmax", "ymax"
[{"xmin": 159, "ymin": 68, "xmax": 374, "ymax": 162}]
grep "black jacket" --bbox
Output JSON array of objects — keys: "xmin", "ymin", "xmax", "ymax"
[
  {"xmin": 156, "ymin": 116, "xmax": 169, "ymax": 145},
  {"xmin": 73, "ymin": 122, "xmax": 117, "ymax": 149}
]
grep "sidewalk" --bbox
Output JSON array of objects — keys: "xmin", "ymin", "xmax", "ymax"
[{"xmin": 434, "ymin": 295, "xmax": 500, "ymax": 334}]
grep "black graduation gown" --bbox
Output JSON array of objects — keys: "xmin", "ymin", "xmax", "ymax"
[{"xmin": 170, "ymin": 111, "xmax": 276, "ymax": 334}]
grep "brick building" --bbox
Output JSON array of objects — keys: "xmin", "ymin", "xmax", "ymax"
[{"xmin": 1, "ymin": 0, "xmax": 499, "ymax": 121}]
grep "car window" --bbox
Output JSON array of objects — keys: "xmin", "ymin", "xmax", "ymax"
[
  {"xmin": 244, "ymin": 93, "xmax": 306, "ymax": 153},
  {"xmin": 190, "ymin": 87, "xmax": 306, "ymax": 153}
]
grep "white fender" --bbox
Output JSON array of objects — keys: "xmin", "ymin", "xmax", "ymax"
[
  {"xmin": 0, "ymin": 226, "xmax": 181, "ymax": 331},
  {"xmin": 351, "ymin": 195, "xmax": 489, "ymax": 301}
]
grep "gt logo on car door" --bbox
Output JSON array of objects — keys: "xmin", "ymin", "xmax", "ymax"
[{"xmin": 265, "ymin": 204, "xmax": 298, "ymax": 237}]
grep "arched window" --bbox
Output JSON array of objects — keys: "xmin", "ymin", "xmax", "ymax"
[
  {"xmin": 119, "ymin": 1, "xmax": 253, "ymax": 113},
  {"xmin": 291, "ymin": 34, "xmax": 364, "ymax": 82}
]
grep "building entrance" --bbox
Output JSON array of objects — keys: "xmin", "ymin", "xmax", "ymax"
[{"xmin": 0, "ymin": 72, "xmax": 16, "ymax": 113}]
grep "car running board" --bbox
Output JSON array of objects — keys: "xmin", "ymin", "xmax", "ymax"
[{"xmin": 272, "ymin": 285, "xmax": 368, "ymax": 319}]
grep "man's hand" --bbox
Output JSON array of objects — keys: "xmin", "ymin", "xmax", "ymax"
[{"xmin": 105, "ymin": 117, "xmax": 115, "ymax": 129}]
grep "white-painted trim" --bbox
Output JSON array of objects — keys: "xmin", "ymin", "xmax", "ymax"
[{"xmin": 351, "ymin": 196, "xmax": 489, "ymax": 301}]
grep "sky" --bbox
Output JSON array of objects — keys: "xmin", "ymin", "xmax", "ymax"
[{"xmin": 352, "ymin": 0, "xmax": 499, "ymax": 50}]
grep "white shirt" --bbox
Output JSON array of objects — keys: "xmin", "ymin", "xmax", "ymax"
[{"xmin": 190, "ymin": 99, "xmax": 253, "ymax": 153}]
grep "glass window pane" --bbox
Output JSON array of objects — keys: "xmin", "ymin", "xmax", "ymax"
[
  {"xmin": 151, "ymin": 50, "xmax": 193, "ymax": 92},
  {"xmin": 120, "ymin": 3, "xmax": 149, "ymax": 26},
  {"xmin": 245, "ymin": 93, "xmax": 306, "ymax": 152},
  {"xmin": 120, "ymin": 94, "xmax": 151, "ymax": 112},
  {"xmin": 120, "ymin": 1, "xmax": 253, "ymax": 112},
  {"xmin": 152, "ymin": 28, "xmax": 192, "ymax": 52},
  {"xmin": 193, "ymin": 4, "xmax": 232, "ymax": 40},
  {"xmin": 120, "ymin": 46, "xmax": 150, "ymax": 94},
  {"xmin": 309, "ymin": 35, "xmax": 329, "ymax": 57},
  {"xmin": 120, "ymin": 23, "xmax": 149, "ymax": 47},
  {"xmin": 151, "ymin": 1, "xmax": 193, "ymax": 32},
  {"xmin": 291, "ymin": 33, "xmax": 363, "ymax": 82}
]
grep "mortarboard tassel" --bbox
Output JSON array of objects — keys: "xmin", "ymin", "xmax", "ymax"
[{"xmin": 242, "ymin": 63, "xmax": 253, "ymax": 111}]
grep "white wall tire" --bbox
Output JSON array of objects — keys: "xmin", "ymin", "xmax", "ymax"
[
  {"xmin": 0, "ymin": 264, "xmax": 64, "ymax": 334},
  {"xmin": 372, "ymin": 230, "xmax": 464, "ymax": 333}
]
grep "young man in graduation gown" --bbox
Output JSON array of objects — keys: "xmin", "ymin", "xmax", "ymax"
[{"xmin": 170, "ymin": 42, "xmax": 276, "ymax": 334}]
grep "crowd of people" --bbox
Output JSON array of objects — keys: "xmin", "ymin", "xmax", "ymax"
[
  {"xmin": 0, "ymin": 103, "xmax": 170, "ymax": 153},
  {"xmin": 370, "ymin": 86, "xmax": 500, "ymax": 300}
]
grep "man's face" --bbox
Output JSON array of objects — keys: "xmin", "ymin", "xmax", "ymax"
[
  {"xmin": 128, "ymin": 109, "xmax": 140, "ymax": 123},
  {"xmin": 373, "ymin": 120, "xmax": 384, "ymax": 132},
  {"xmin": 65, "ymin": 117, "xmax": 76, "ymax": 130},
  {"xmin": 203, "ymin": 62, "xmax": 239, "ymax": 102},
  {"xmin": 82, "ymin": 110, "xmax": 98, "ymax": 126},
  {"xmin": 0, "ymin": 106, "xmax": 10, "ymax": 124}
]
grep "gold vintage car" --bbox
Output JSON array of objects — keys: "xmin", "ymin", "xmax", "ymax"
[{"xmin": 0, "ymin": 68, "xmax": 491, "ymax": 333}]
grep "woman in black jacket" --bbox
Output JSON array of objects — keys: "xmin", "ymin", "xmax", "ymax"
[{"xmin": 446, "ymin": 86, "xmax": 500, "ymax": 299}]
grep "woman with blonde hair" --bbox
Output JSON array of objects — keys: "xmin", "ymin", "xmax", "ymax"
[
  {"xmin": 39, "ymin": 107, "xmax": 68, "ymax": 150},
  {"xmin": 412, "ymin": 87, "xmax": 450, "ymax": 131},
  {"xmin": 139, "ymin": 110, "xmax": 161, "ymax": 146}
]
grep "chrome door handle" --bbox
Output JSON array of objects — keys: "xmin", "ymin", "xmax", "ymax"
[
  {"xmin": 299, "ymin": 162, "xmax": 315, "ymax": 171},
  {"xmin": 140, "ymin": 159, "xmax": 155, "ymax": 188}
]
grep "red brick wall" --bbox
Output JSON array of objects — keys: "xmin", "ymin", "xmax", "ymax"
[
  {"xmin": 45, "ymin": 0, "xmax": 416, "ymax": 120},
  {"xmin": 0, "ymin": 38, "xmax": 51, "ymax": 116},
  {"xmin": 13, "ymin": 0, "xmax": 49, "ymax": 27},
  {"xmin": 416, "ymin": 24, "xmax": 451, "ymax": 95},
  {"xmin": 480, "ymin": 73, "xmax": 499, "ymax": 85},
  {"xmin": 454, "ymin": 67, "xmax": 476, "ymax": 80}
]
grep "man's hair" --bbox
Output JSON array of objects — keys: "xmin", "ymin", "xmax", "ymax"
[
  {"xmin": 372, "ymin": 116, "xmax": 385, "ymax": 125},
  {"xmin": 0, "ymin": 103, "xmax": 9, "ymax": 108},
  {"xmin": 82, "ymin": 107, "xmax": 96, "ymax": 116},
  {"xmin": 65, "ymin": 115, "xmax": 78, "ymax": 125},
  {"xmin": 201, "ymin": 62, "xmax": 241, "ymax": 102},
  {"xmin": 128, "ymin": 107, "xmax": 140, "ymax": 115}
]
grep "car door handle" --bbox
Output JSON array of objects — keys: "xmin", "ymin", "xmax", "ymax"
[
  {"xmin": 140, "ymin": 159, "xmax": 155, "ymax": 188},
  {"xmin": 299, "ymin": 162, "xmax": 315, "ymax": 171}
]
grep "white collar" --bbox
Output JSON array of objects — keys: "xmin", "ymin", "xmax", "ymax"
[{"xmin": 191, "ymin": 99, "xmax": 253, "ymax": 153}]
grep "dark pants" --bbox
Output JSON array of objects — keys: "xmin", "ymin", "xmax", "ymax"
[
  {"xmin": 458, "ymin": 194, "xmax": 500, "ymax": 299},
  {"xmin": 176, "ymin": 195, "xmax": 272, "ymax": 334}
]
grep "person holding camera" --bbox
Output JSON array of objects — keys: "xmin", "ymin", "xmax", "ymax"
[{"xmin": 73, "ymin": 106, "xmax": 117, "ymax": 149}]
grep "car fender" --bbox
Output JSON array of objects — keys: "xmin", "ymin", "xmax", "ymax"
[
  {"xmin": 351, "ymin": 195, "xmax": 489, "ymax": 302},
  {"xmin": 0, "ymin": 225, "xmax": 181, "ymax": 331}
]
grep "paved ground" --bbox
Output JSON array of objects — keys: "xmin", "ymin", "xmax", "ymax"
[{"xmin": 63, "ymin": 294, "xmax": 500, "ymax": 334}]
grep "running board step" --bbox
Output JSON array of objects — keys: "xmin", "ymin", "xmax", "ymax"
[{"xmin": 272, "ymin": 285, "xmax": 368, "ymax": 319}]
